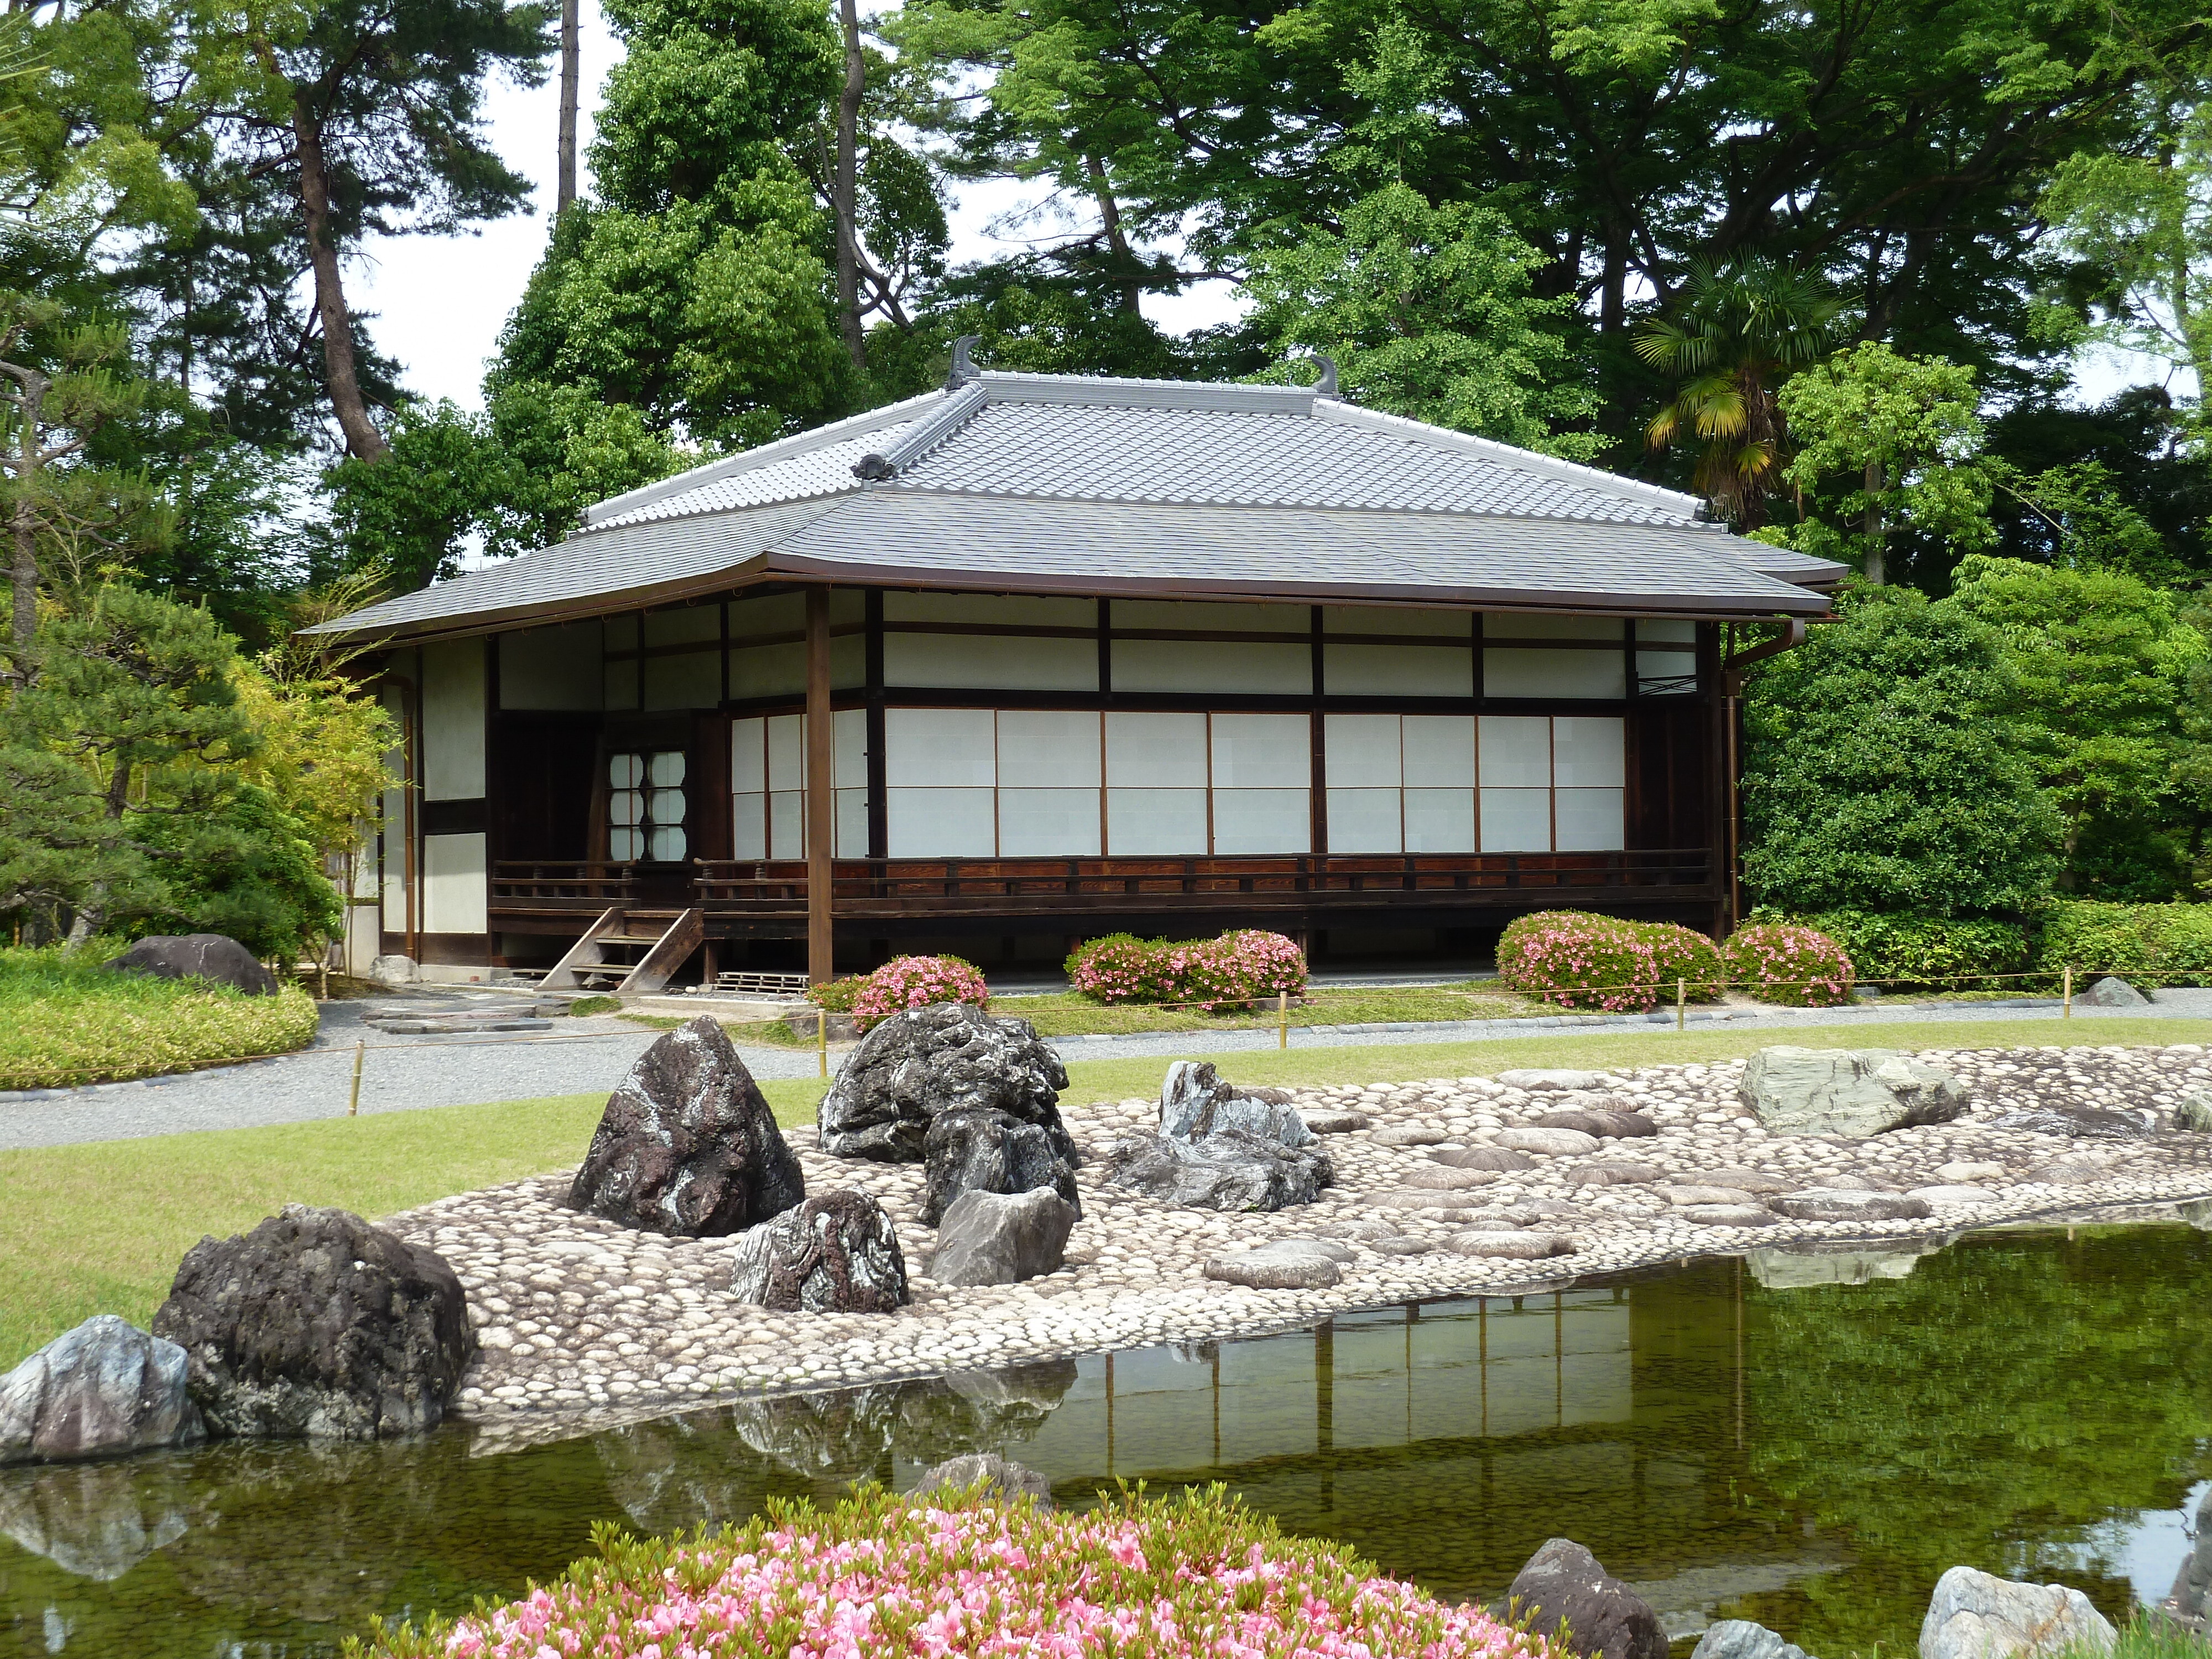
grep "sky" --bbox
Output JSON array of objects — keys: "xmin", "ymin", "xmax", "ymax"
[{"xmin": 349, "ymin": 9, "xmax": 2172, "ymax": 414}]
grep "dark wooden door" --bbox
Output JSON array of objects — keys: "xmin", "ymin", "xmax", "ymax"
[{"xmin": 491, "ymin": 714, "xmax": 599, "ymax": 862}]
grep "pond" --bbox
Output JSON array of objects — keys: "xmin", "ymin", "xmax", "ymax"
[{"xmin": 6, "ymin": 1218, "xmax": 2211, "ymax": 1658}]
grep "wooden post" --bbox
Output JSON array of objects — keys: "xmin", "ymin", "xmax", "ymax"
[
  {"xmin": 817, "ymin": 1008, "xmax": 829, "ymax": 1078},
  {"xmin": 347, "ymin": 1039, "xmax": 365, "ymax": 1116},
  {"xmin": 1676, "ymin": 978, "xmax": 1686, "ymax": 1031},
  {"xmin": 805, "ymin": 587, "xmax": 836, "ymax": 984},
  {"xmin": 1278, "ymin": 989, "xmax": 1288, "ymax": 1050},
  {"xmin": 2062, "ymin": 964, "xmax": 2073, "ymax": 1020}
]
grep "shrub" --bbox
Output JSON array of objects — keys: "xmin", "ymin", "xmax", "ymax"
[
  {"xmin": 352, "ymin": 1482, "xmax": 1560, "ymax": 1659},
  {"xmin": 1797, "ymin": 909, "xmax": 2032, "ymax": 990},
  {"xmin": 2037, "ymin": 900, "xmax": 2212, "ymax": 989},
  {"xmin": 849, "ymin": 954, "xmax": 990, "ymax": 1029},
  {"xmin": 1065, "ymin": 929, "xmax": 1307, "ymax": 1011},
  {"xmin": 1496, "ymin": 910, "xmax": 1720, "ymax": 1012},
  {"xmin": 1725, "ymin": 921, "xmax": 1855, "ymax": 1005},
  {"xmin": 805, "ymin": 973, "xmax": 868, "ymax": 1013}
]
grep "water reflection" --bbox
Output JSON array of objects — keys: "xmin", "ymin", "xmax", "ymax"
[{"xmin": 3, "ymin": 1223, "xmax": 2209, "ymax": 1659}]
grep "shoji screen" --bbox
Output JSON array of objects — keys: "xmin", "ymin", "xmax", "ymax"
[{"xmin": 730, "ymin": 710, "xmax": 867, "ymax": 858}]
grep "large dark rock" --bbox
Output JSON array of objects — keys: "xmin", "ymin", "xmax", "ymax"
[
  {"xmin": 152, "ymin": 1205, "xmax": 473, "ymax": 1439},
  {"xmin": 1100, "ymin": 1127, "xmax": 1333, "ymax": 1212},
  {"xmin": 0, "ymin": 1316, "xmax": 205, "ymax": 1465},
  {"xmin": 729, "ymin": 1191, "xmax": 909, "ymax": 1312},
  {"xmin": 920, "ymin": 1107, "xmax": 1079, "ymax": 1228},
  {"xmin": 1160, "ymin": 1061, "xmax": 1312, "ymax": 1146},
  {"xmin": 103, "ymin": 934, "xmax": 276, "ymax": 997},
  {"xmin": 930, "ymin": 1188, "xmax": 1078, "ymax": 1286},
  {"xmin": 1503, "ymin": 1538, "xmax": 1668, "ymax": 1659},
  {"xmin": 818, "ymin": 1004, "xmax": 1076, "ymax": 1163},
  {"xmin": 1990, "ymin": 1105, "xmax": 2152, "ymax": 1140},
  {"xmin": 568, "ymin": 1016, "xmax": 805, "ymax": 1237}
]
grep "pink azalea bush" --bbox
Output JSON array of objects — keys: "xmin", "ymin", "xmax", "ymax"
[
  {"xmin": 1724, "ymin": 922, "xmax": 1855, "ymax": 1006},
  {"xmin": 1066, "ymin": 930, "xmax": 1307, "ymax": 1011},
  {"xmin": 806, "ymin": 974, "xmax": 868, "ymax": 1013},
  {"xmin": 1496, "ymin": 910, "xmax": 1721, "ymax": 1012},
  {"xmin": 849, "ymin": 954, "xmax": 990, "ymax": 1030},
  {"xmin": 353, "ymin": 1483, "xmax": 1561, "ymax": 1659}
]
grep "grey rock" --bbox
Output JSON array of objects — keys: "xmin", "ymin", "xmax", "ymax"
[
  {"xmin": 1160, "ymin": 1061, "xmax": 1312, "ymax": 1147},
  {"xmin": 367, "ymin": 953, "xmax": 417, "ymax": 986},
  {"xmin": 919, "ymin": 1107, "xmax": 1079, "ymax": 1227},
  {"xmin": 1566, "ymin": 1161, "xmax": 1663, "ymax": 1188},
  {"xmin": 1990, "ymin": 1105, "xmax": 2151, "ymax": 1140},
  {"xmin": 1658, "ymin": 1183, "xmax": 1767, "ymax": 1207},
  {"xmin": 914, "ymin": 1451, "xmax": 1055, "ymax": 1509},
  {"xmin": 1318, "ymin": 1219, "xmax": 1399, "ymax": 1241},
  {"xmin": 1740, "ymin": 1047, "xmax": 1970, "ymax": 1138},
  {"xmin": 1771, "ymin": 1188, "xmax": 1934, "ymax": 1223},
  {"xmin": 1437, "ymin": 1146, "xmax": 1537, "ymax": 1173},
  {"xmin": 1919, "ymin": 1565, "xmax": 2116, "ymax": 1659},
  {"xmin": 1497, "ymin": 1070, "xmax": 1615, "ymax": 1092},
  {"xmin": 818, "ymin": 1004, "xmax": 1075, "ymax": 1164},
  {"xmin": 0, "ymin": 1316, "xmax": 204, "ymax": 1465},
  {"xmin": 1702, "ymin": 1167, "xmax": 1795, "ymax": 1196},
  {"xmin": 1204, "ymin": 1242, "xmax": 1341, "ymax": 1289},
  {"xmin": 1678, "ymin": 1204, "xmax": 1782, "ymax": 1227},
  {"xmin": 1503, "ymin": 1538, "xmax": 1667, "ymax": 1659},
  {"xmin": 1370, "ymin": 1190, "xmax": 1485, "ymax": 1213},
  {"xmin": 2075, "ymin": 975, "xmax": 2148, "ymax": 1008},
  {"xmin": 1693, "ymin": 1620, "xmax": 1813, "ymax": 1659},
  {"xmin": 928, "ymin": 1188, "xmax": 1078, "ymax": 1287},
  {"xmin": 1535, "ymin": 1110, "xmax": 1657, "ymax": 1139},
  {"xmin": 1498, "ymin": 1126, "xmax": 1603, "ymax": 1156},
  {"xmin": 2168, "ymin": 1485, "xmax": 2212, "ymax": 1625},
  {"xmin": 1371, "ymin": 1236, "xmax": 1436, "ymax": 1256},
  {"xmin": 1399, "ymin": 1165, "xmax": 1500, "ymax": 1190},
  {"xmin": 568, "ymin": 1016, "xmax": 805, "ymax": 1237},
  {"xmin": 1272, "ymin": 1235, "xmax": 1356, "ymax": 1262},
  {"xmin": 1099, "ymin": 1128, "xmax": 1333, "ymax": 1212},
  {"xmin": 1370, "ymin": 1124, "xmax": 1451, "ymax": 1146},
  {"xmin": 2174, "ymin": 1089, "xmax": 2212, "ymax": 1133},
  {"xmin": 152, "ymin": 1204, "xmax": 472, "ymax": 1439},
  {"xmin": 103, "ymin": 933, "xmax": 276, "ymax": 997},
  {"xmin": 1448, "ymin": 1231, "xmax": 1573, "ymax": 1260},
  {"xmin": 1302, "ymin": 1109, "xmax": 1371, "ymax": 1133},
  {"xmin": 729, "ymin": 1191, "xmax": 910, "ymax": 1312}
]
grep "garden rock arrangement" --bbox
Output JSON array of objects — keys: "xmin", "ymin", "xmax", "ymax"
[
  {"xmin": 817, "ymin": 1003, "xmax": 1077, "ymax": 1162},
  {"xmin": 1101, "ymin": 1059, "xmax": 1334, "ymax": 1212},
  {"xmin": 1741, "ymin": 1047, "xmax": 1970, "ymax": 1136},
  {"xmin": 930, "ymin": 1188, "xmax": 1079, "ymax": 1286},
  {"xmin": 153, "ymin": 1203, "xmax": 474, "ymax": 1439},
  {"xmin": 1920, "ymin": 1565, "xmax": 2116, "ymax": 1659},
  {"xmin": 729, "ymin": 1191, "xmax": 909, "ymax": 1312},
  {"xmin": 371, "ymin": 1038, "xmax": 2212, "ymax": 1427},
  {"xmin": 568, "ymin": 1016, "xmax": 805, "ymax": 1236},
  {"xmin": 0, "ymin": 1315, "xmax": 205, "ymax": 1464},
  {"xmin": 101, "ymin": 932, "xmax": 276, "ymax": 997},
  {"xmin": 919, "ymin": 1105, "xmax": 1080, "ymax": 1227},
  {"xmin": 1504, "ymin": 1537, "xmax": 1668, "ymax": 1659}
]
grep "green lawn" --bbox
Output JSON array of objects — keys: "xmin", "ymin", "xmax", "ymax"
[{"xmin": 3, "ymin": 1014, "xmax": 2204, "ymax": 1370}]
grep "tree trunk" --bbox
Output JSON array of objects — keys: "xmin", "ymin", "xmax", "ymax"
[
  {"xmin": 557, "ymin": 0, "xmax": 580, "ymax": 212},
  {"xmin": 832, "ymin": 0, "xmax": 866, "ymax": 372},
  {"xmin": 7, "ymin": 372, "xmax": 43, "ymax": 675},
  {"xmin": 1085, "ymin": 154, "xmax": 1140, "ymax": 314},
  {"xmin": 291, "ymin": 93, "xmax": 388, "ymax": 461}
]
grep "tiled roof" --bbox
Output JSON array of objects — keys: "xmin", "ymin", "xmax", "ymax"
[{"xmin": 315, "ymin": 368, "xmax": 1843, "ymax": 639}]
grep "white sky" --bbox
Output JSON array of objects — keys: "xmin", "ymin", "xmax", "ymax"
[{"xmin": 347, "ymin": 6, "xmax": 2162, "ymax": 415}]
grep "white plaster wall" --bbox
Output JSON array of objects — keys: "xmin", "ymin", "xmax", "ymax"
[
  {"xmin": 500, "ymin": 622, "xmax": 604, "ymax": 711},
  {"xmin": 422, "ymin": 640, "xmax": 487, "ymax": 801},
  {"xmin": 421, "ymin": 833, "xmax": 488, "ymax": 934}
]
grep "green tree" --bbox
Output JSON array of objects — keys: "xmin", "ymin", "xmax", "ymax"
[
  {"xmin": 1636, "ymin": 258, "xmax": 1841, "ymax": 528},
  {"xmin": 1774, "ymin": 345, "xmax": 1996, "ymax": 585},
  {"xmin": 1947, "ymin": 554, "xmax": 2208, "ymax": 898},
  {"xmin": 1243, "ymin": 181, "xmax": 1601, "ymax": 457},
  {"xmin": 128, "ymin": 779, "xmax": 340, "ymax": 962},
  {"xmin": 1740, "ymin": 584, "xmax": 2062, "ymax": 916}
]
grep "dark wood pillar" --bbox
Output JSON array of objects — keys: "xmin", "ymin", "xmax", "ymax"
[{"xmin": 805, "ymin": 587, "xmax": 835, "ymax": 982}]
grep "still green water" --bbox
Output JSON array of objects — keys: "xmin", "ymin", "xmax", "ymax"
[{"xmin": 4, "ymin": 1221, "xmax": 2209, "ymax": 1658}]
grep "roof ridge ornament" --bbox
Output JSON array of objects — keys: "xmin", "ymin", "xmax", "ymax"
[
  {"xmin": 852, "ymin": 380, "xmax": 990, "ymax": 481},
  {"xmin": 946, "ymin": 334, "xmax": 983, "ymax": 390},
  {"xmin": 1312, "ymin": 353, "xmax": 1339, "ymax": 398}
]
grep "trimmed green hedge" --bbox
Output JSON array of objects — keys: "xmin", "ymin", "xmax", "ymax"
[
  {"xmin": 2037, "ymin": 901, "xmax": 2212, "ymax": 988},
  {"xmin": 1798, "ymin": 910, "xmax": 2035, "ymax": 990}
]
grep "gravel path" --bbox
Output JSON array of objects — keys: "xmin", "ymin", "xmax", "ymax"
[{"xmin": 6, "ymin": 988, "xmax": 2211, "ymax": 1152}]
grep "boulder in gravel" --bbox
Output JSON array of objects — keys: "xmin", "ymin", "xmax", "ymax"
[
  {"xmin": 2075, "ymin": 975, "xmax": 2148, "ymax": 1009},
  {"xmin": 1498, "ymin": 1126, "xmax": 1602, "ymax": 1157},
  {"xmin": 1100, "ymin": 1128, "xmax": 1333, "ymax": 1212},
  {"xmin": 367, "ymin": 953, "xmax": 417, "ymax": 987},
  {"xmin": 1204, "ymin": 1241, "xmax": 1341, "ymax": 1289},
  {"xmin": 1990, "ymin": 1105, "xmax": 2151, "ymax": 1140},
  {"xmin": 568, "ymin": 1016, "xmax": 805, "ymax": 1237},
  {"xmin": 915, "ymin": 1451, "xmax": 1055, "ymax": 1508},
  {"xmin": 1437, "ymin": 1146, "xmax": 1537, "ymax": 1172},
  {"xmin": 1678, "ymin": 1203, "xmax": 1782, "ymax": 1227},
  {"xmin": 152, "ymin": 1204, "xmax": 472, "ymax": 1439},
  {"xmin": 0, "ymin": 1316, "xmax": 205, "ymax": 1465},
  {"xmin": 919, "ymin": 1106, "xmax": 1079, "ymax": 1228},
  {"xmin": 1771, "ymin": 1188, "xmax": 1933, "ymax": 1223},
  {"xmin": 103, "ymin": 933, "xmax": 276, "ymax": 997},
  {"xmin": 1919, "ymin": 1566, "xmax": 2116, "ymax": 1659},
  {"xmin": 1503, "ymin": 1538, "xmax": 1667, "ymax": 1659},
  {"xmin": 818, "ymin": 1003, "xmax": 1075, "ymax": 1164},
  {"xmin": 1498, "ymin": 1070, "xmax": 1614, "ymax": 1092},
  {"xmin": 1159, "ymin": 1061, "xmax": 1312, "ymax": 1147},
  {"xmin": 2174, "ymin": 1090, "xmax": 2212, "ymax": 1133},
  {"xmin": 730, "ymin": 1191, "xmax": 910, "ymax": 1312},
  {"xmin": 1693, "ymin": 1620, "xmax": 1814, "ymax": 1659},
  {"xmin": 1566, "ymin": 1161, "xmax": 1663, "ymax": 1188},
  {"xmin": 928, "ymin": 1188, "xmax": 1078, "ymax": 1287},
  {"xmin": 1740, "ymin": 1047, "xmax": 1969, "ymax": 1138},
  {"xmin": 1448, "ymin": 1231, "xmax": 1572, "ymax": 1260},
  {"xmin": 1302, "ymin": 1109, "xmax": 1371, "ymax": 1133}
]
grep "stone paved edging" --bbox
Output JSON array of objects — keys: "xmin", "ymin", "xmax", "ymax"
[{"xmin": 384, "ymin": 1041, "xmax": 2212, "ymax": 1436}]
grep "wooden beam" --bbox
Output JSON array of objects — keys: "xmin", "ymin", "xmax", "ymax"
[{"xmin": 805, "ymin": 586, "xmax": 836, "ymax": 982}]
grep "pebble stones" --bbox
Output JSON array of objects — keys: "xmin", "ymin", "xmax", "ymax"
[
  {"xmin": 1679, "ymin": 1203, "xmax": 1782, "ymax": 1227},
  {"xmin": 1447, "ymin": 1230, "xmax": 1573, "ymax": 1260},
  {"xmin": 1436, "ymin": 1146, "xmax": 1536, "ymax": 1172},
  {"xmin": 1204, "ymin": 1240, "xmax": 1347, "ymax": 1290},
  {"xmin": 1302, "ymin": 1110, "xmax": 1372, "ymax": 1134},
  {"xmin": 1496, "ymin": 1126, "xmax": 1602, "ymax": 1156},
  {"xmin": 1566, "ymin": 1161, "xmax": 1663, "ymax": 1188},
  {"xmin": 1397, "ymin": 1166, "xmax": 1500, "ymax": 1191},
  {"xmin": 1769, "ymin": 1189, "xmax": 1934, "ymax": 1223},
  {"xmin": 1369, "ymin": 1124, "xmax": 1451, "ymax": 1147}
]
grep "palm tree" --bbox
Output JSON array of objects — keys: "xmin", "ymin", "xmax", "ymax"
[{"xmin": 1636, "ymin": 259, "xmax": 1842, "ymax": 530}]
